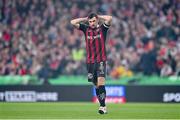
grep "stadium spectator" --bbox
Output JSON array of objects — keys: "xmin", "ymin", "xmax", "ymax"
[{"xmin": 0, "ymin": 0, "xmax": 179, "ymax": 79}]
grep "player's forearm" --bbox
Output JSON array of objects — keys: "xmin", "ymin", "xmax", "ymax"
[
  {"xmin": 98, "ymin": 15, "xmax": 112, "ymax": 25},
  {"xmin": 70, "ymin": 17, "xmax": 87, "ymax": 25},
  {"xmin": 71, "ymin": 17, "xmax": 87, "ymax": 28}
]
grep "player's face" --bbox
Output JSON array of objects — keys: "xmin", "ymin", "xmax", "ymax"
[{"xmin": 88, "ymin": 17, "xmax": 98, "ymax": 29}]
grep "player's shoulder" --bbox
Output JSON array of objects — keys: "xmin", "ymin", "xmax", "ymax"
[
  {"xmin": 80, "ymin": 23, "xmax": 88, "ymax": 28},
  {"xmin": 79, "ymin": 23, "xmax": 89, "ymax": 31}
]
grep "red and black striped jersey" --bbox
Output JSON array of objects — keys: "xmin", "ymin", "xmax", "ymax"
[{"xmin": 79, "ymin": 23, "xmax": 110, "ymax": 63}]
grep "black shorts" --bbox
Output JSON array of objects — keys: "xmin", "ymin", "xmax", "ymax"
[{"xmin": 87, "ymin": 61, "xmax": 106, "ymax": 85}]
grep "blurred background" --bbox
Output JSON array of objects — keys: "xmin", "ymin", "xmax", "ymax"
[
  {"xmin": 0, "ymin": 0, "xmax": 180, "ymax": 85},
  {"xmin": 0, "ymin": 0, "xmax": 179, "ymax": 102}
]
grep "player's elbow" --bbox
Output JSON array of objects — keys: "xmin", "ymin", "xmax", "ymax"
[
  {"xmin": 70, "ymin": 20, "xmax": 75, "ymax": 25},
  {"xmin": 70, "ymin": 20, "xmax": 79, "ymax": 28},
  {"xmin": 108, "ymin": 16, "xmax": 112, "ymax": 22},
  {"xmin": 106, "ymin": 16, "xmax": 112, "ymax": 25},
  {"xmin": 109, "ymin": 16, "xmax": 112, "ymax": 20}
]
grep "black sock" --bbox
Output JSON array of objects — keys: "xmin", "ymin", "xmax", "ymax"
[
  {"xmin": 97, "ymin": 85, "xmax": 106, "ymax": 107},
  {"xmin": 95, "ymin": 88, "xmax": 100, "ymax": 97}
]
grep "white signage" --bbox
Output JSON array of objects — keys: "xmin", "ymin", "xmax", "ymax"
[
  {"xmin": 163, "ymin": 93, "xmax": 180, "ymax": 102},
  {"xmin": 0, "ymin": 91, "xmax": 58, "ymax": 102}
]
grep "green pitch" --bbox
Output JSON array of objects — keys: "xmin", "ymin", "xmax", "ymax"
[{"xmin": 0, "ymin": 102, "xmax": 180, "ymax": 119}]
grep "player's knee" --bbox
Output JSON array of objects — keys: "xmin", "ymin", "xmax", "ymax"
[{"xmin": 97, "ymin": 77, "xmax": 105, "ymax": 87}]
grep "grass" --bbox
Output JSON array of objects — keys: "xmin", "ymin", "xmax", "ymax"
[{"xmin": 0, "ymin": 102, "xmax": 180, "ymax": 119}]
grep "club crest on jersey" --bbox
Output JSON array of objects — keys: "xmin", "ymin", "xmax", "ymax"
[{"xmin": 88, "ymin": 73, "xmax": 93, "ymax": 79}]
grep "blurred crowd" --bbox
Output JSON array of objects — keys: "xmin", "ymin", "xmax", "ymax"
[{"xmin": 0, "ymin": 0, "xmax": 179, "ymax": 80}]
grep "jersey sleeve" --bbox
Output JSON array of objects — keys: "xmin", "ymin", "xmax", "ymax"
[
  {"xmin": 102, "ymin": 23, "xmax": 110, "ymax": 31},
  {"xmin": 79, "ymin": 23, "xmax": 87, "ymax": 33}
]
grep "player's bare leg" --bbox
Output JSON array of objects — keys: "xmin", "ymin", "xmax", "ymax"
[{"xmin": 95, "ymin": 77, "xmax": 107, "ymax": 114}]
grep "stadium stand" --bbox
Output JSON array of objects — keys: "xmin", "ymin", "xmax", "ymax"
[{"xmin": 0, "ymin": 0, "xmax": 179, "ymax": 80}]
